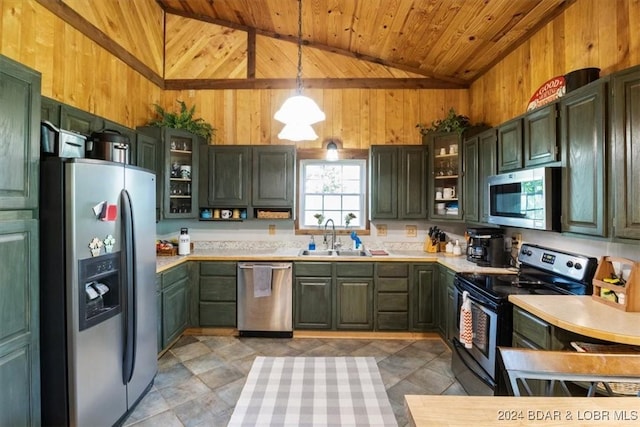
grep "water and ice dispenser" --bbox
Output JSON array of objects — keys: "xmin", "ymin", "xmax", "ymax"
[{"xmin": 78, "ymin": 252, "xmax": 122, "ymax": 331}]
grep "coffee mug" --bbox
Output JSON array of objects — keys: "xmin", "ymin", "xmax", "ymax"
[
  {"xmin": 221, "ymin": 209, "xmax": 232, "ymax": 219},
  {"xmin": 436, "ymin": 191, "xmax": 443, "ymax": 200},
  {"xmin": 443, "ymin": 187, "xmax": 455, "ymax": 199},
  {"xmin": 439, "ymin": 147, "xmax": 447, "ymax": 156},
  {"xmin": 450, "ymin": 144, "xmax": 458, "ymax": 154},
  {"xmin": 180, "ymin": 165, "xmax": 191, "ymax": 179}
]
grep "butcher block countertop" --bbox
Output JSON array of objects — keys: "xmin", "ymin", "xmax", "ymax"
[
  {"xmin": 156, "ymin": 248, "xmax": 515, "ymax": 274},
  {"xmin": 404, "ymin": 395, "xmax": 640, "ymax": 427},
  {"xmin": 509, "ymin": 295, "xmax": 640, "ymax": 345}
]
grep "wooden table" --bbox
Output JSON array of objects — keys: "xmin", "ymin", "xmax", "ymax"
[{"xmin": 405, "ymin": 395, "xmax": 640, "ymax": 426}]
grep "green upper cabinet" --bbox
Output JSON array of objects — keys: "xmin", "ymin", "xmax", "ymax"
[
  {"xmin": 370, "ymin": 145, "xmax": 427, "ymax": 220},
  {"xmin": 611, "ymin": 66, "xmax": 640, "ymax": 240},
  {"xmin": 40, "ymin": 96, "xmax": 61, "ymax": 126},
  {"xmin": 60, "ymin": 104, "xmax": 104, "ymax": 136},
  {"xmin": 370, "ymin": 146, "xmax": 398, "ymax": 219},
  {"xmin": 0, "ymin": 55, "xmax": 41, "ymax": 211},
  {"xmin": 426, "ymin": 132, "xmax": 462, "ymax": 220},
  {"xmin": 463, "ymin": 129, "xmax": 498, "ymax": 224},
  {"xmin": 201, "ymin": 145, "xmax": 250, "ymax": 207},
  {"xmin": 462, "ymin": 133, "xmax": 479, "ymax": 223},
  {"xmin": 136, "ymin": 132, "xmax": 161, "ymax": 220},
  {"xmin": 497, "ymin": 117, "xmax": 523, "ymax": 172},
  {"xmin": 399, "ymin": 146, "xmax": 428, "ymax": 218},
  {"xmin": 559, "ymin": 79, "xmax": 607, "ymax": 237},
  {"xmin": 137, "ymin": 126, "xmax": 200, "ymax": 220},
  {"xmin": 252, "ymin": 146, "xmax": 295, "ymax": 208},
  {"xmin": 523, "ymin": 104, "xmax": 559, "ymax": 167}
]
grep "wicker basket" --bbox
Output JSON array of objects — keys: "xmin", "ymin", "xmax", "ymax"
[
  {"xmin": 571, "ymin": 341, "xmax": 640, "ymax": 396},
  {"xmin": 256, "ymin": 210, "xmax": 290, "ymax": 219}
]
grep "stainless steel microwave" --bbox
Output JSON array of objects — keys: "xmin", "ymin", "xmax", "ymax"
[{"xmin": 487, "ymin": 167, "xmax": 561, "ymax": 231}]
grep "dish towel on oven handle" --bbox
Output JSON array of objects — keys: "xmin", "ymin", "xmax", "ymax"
[{"xmin": 460, "ymin": 290, "xmax": 473, "ymax": 349}]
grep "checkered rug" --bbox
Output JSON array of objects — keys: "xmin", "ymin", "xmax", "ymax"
[{"xmin": 228, "ymin": 356, "xmax": 398, "ymax": 426}]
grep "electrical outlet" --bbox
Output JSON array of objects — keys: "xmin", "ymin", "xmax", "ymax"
[
  {"xmin": 406, "ymin": 225, "xmax": 417, "ymax": 237},
  {"xmin": 512, "ymin": 233, "xmax": 522, "ymax": 248},
  {"xmin": 268, "ymin": 224, "xmax": 276, "ymax": 235},
  {"xmin": 377, "ymin": 224, "xmax": 387, "ymax": 236}
]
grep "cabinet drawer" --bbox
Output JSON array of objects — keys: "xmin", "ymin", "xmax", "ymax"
[
  {"xmin": 377, "ymin": 313, "xmax": 408, "ymax": 330},
  {"xmin": 377, "ymin": 293, "xmax": 408, "ymax": 311},
  {"xmin": 377, "ymin": 263, "xmax": 408, "ymax": 277},
  {"xmin": 200, "ymin": 277, "xmax": 236, "ymax": 301},
  {"xmin": 513, "ymin": 307, "xmax": 551, "ymax": 349},
  {"xmin": 336, "ymin": 262, "xmax": 374, "ymax": 277},
  {"xmin": 294, "ymin": 262, "xmax": 332, "ymax": 277},
  {"xmin": 200, "ymin": 261, "xmax": 236, "ymax": 276},
  {"xmin": 199, "ymin": 302, "xmax": 236, "ymax": 327},
  {"xmin": 377, "ymin": 277, "xmax": 408, "ymax": 292},
  {"xmin": 162, "ymin": 263, "xmax": 189, "ymax": 289}
]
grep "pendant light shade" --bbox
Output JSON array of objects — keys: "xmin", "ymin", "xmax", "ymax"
[
  {"xmin": 276, "ymin": 0, "xmax": 325, "ymax": 141},
  {"xmin": 278, "ymin": 123, "xmax": 319, "ymax": 142},
  {"xmin": 274, "ymin": 95, "xmax": 326, "ymax": 125}
]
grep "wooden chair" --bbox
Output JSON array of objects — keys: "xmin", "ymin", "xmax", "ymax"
[{"xmin": 498, "ymin": 346, "xmax": 640, "ymax": 397}]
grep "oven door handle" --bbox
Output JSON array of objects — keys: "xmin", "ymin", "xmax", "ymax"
[
  {"xmin": 451, "ymin": 339, "xmax": 496, "ymax": 387},
  {"xmin": 454, "ymin": 283, "xmax": 495, "ymax": 309}
]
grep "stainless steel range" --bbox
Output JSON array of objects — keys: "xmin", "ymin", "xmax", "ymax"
[{"xmin": 451, "ymin": 243, "xmax": 598, "ymax": 396}]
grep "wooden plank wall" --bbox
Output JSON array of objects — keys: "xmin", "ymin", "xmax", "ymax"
[
  {"xmin": 161, "ymin": 88, "xmax": 469, "ymax": 147},
  {"xmin": 470, "ymin": 0, "xmax": 640, "ymax": 126},
  {"xmin": 0, "ymin": 0, "xmax": 161, "ymax": 129}
]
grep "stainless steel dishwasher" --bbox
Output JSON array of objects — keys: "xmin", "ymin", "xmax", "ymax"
[{"xmin": 237, "ymin": 262, "xmax": 293, "ymax": 337}]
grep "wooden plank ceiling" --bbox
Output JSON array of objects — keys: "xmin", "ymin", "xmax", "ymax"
[{"xmin": 158, "ymin": 0, "xmax": 575, "ymax": 89}]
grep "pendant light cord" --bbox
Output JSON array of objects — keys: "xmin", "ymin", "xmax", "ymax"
[{"xmin": 296, "ymin": 0, "xmax": 303, "ymax": 94}]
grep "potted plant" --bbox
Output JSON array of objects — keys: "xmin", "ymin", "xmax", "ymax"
[
  {"xmin": 416, "ymin": 107, "xmax": 472, "ymax": 136},
  {"xmin": 148, "ymin": 100, "xmax": 216, "ymax": 144}
]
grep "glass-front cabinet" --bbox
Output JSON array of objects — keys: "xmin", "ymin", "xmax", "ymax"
[
  {"xmin": 167, "ymin": 133, "xmax": 197, "ymax": 217},
  {"xmin": 425, "ymin": 132, "xmax": 462, "ymax": 220}
]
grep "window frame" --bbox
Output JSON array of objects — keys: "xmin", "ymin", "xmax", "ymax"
[{"xmin": 295, "ymin": 148, "xmax": 370, "ymax": 235}]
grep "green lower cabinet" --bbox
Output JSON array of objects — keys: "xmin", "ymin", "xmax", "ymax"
[
  {"xmin": 156, "ymin": 274, "xmax": 162, "ymax": 352},
  {"xmin": 375, "ymin": 263, "xmax": 409, "ymax": 330},
  {"xmin": 160, "ymin": 263, "xmax": 190, "ymax": 350},
  {"xmin": 436, "ymin": 266, "xmax": 456, "ymax": 340},
  {"xmin": 162, "ymin": 277, "xmax": 189, "ymax": 347},
  {"xmin": 198, "ymin": 262, "xmax": 237, "ymax": 327},
  {"xmin": 410, "ymin": 265, "xmax": 436, "ymax": 331},
  {"xmin": 294, "ymin": 277, "xmax": 333, "ymax": 329},
  {"xmin": 335, "ymin": 278, "xmax": 374, "ymax": 330},
  {"xmin": 0, "ymin": 219, "xmax": 40, "ymax": 427}
]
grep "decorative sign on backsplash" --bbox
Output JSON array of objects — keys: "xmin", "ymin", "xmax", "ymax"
[{"xmin": 527, "ymin": 75, "xmax": 566, "ymax": 111}]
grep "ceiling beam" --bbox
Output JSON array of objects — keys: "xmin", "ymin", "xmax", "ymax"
[
  {"xmin": 164, "ymin": 78, "xmax": 467, "ymax": 90},
  {"xmin": 36, "ymin": 0, "xmax": 164, "ymax": 88},
  {"xmin": 162, "ymin": 6, "xmax": 468, "ymax": 87}
]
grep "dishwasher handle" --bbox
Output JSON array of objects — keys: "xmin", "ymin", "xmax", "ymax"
[{"xmin": 238, "ymin": 264, "xmax": 291, "ymax": 270}]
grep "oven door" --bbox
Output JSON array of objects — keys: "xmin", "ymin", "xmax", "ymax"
[{"xmin": 452, "ymin": 283, "xmax": 499, "ymax": 381}]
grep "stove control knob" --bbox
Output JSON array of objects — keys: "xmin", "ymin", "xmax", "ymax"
[
  {"xmin": 574, "ymin": 263, "xmax": 583, "ymax": 270},
  {"xmin": 521, "ymin": 249, "xmax": 532, "ymax": 256},
  {"xmin": 566, "ymin": 260, "xmax": 574, "ymax": 268}
]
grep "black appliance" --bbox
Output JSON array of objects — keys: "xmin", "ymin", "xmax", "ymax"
[
  {"xmin": 466, "ymin": 227, "xmax": 511, "ymax": 267},
  {"xmin": 451, "ymin": 243, "xmax": 598, "ymax": 396},
  {"xmin": 487, "ymin": 166, "xmax": 561, "ymax": 231}
]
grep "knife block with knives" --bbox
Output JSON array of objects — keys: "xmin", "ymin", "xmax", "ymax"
[{"xmin": 425, "ymin": 226, "xmax": 445, "ymax": 253}]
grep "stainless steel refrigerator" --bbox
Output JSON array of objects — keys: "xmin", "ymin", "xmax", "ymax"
[{"xmin": 39, "ymin": 157, "xmax": 157, "ymax": 427}]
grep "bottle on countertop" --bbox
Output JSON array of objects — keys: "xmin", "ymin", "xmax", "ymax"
[
  {"xmin": 453, "ymin": 239, "xmax": 462, "ymax": 256},
  {"xmin": 445, "ymin": 241, "xmax": 454, "ymax": 253},
  {"xmin": 178, "ymin": 227, "xmax": 190, "ymax": 255},
  {"xmin": 308, "ymin": 235, "xmax": 316, "ymax": 250}
]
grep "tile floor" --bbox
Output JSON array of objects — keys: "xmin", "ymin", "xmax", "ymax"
[{"xmin": 122, "ymin": 335, "xmax": 467, "ymax": 427}]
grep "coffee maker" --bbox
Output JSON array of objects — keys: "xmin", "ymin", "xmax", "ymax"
[{"xmin": 466, "ymin": 227, "xmax": 511, "ymax": 267}]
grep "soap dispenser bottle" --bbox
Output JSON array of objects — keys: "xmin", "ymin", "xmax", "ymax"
[{"xmin": 308, "ymin": 235, "xmax": 316, "ymax": 250}]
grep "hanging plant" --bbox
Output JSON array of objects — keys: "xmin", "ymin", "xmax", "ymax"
[
  {"xmin": 148, "ymin": 100, "xmax": 216, "ymax": 143},
  {"xmin": 416, "ymin": 108, "xmax": 472, "ymax": 135}
]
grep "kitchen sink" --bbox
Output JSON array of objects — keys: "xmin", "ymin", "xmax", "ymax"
[{"xmin": 298, "ymin": 249, "xmax": 371, "ymax": 257}]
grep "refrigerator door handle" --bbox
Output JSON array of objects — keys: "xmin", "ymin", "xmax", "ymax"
[{"xmin": 120, "ymin": 189, "xmax": 136, "ymax": 384}]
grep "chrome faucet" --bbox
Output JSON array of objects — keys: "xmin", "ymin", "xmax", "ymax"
[{"xmin": 323, "ymin": 219, "xmax": 336, "ymax": 250}]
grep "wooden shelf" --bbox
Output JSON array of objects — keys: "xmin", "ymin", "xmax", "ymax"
[{"xmin": 592, "ymin": 256, "xmax": 639, "ymax": 312}]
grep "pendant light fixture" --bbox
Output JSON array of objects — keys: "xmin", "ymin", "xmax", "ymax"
[{"xmin": 275, "ymin": 0, "xmax": 325, "ymax": 141}]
